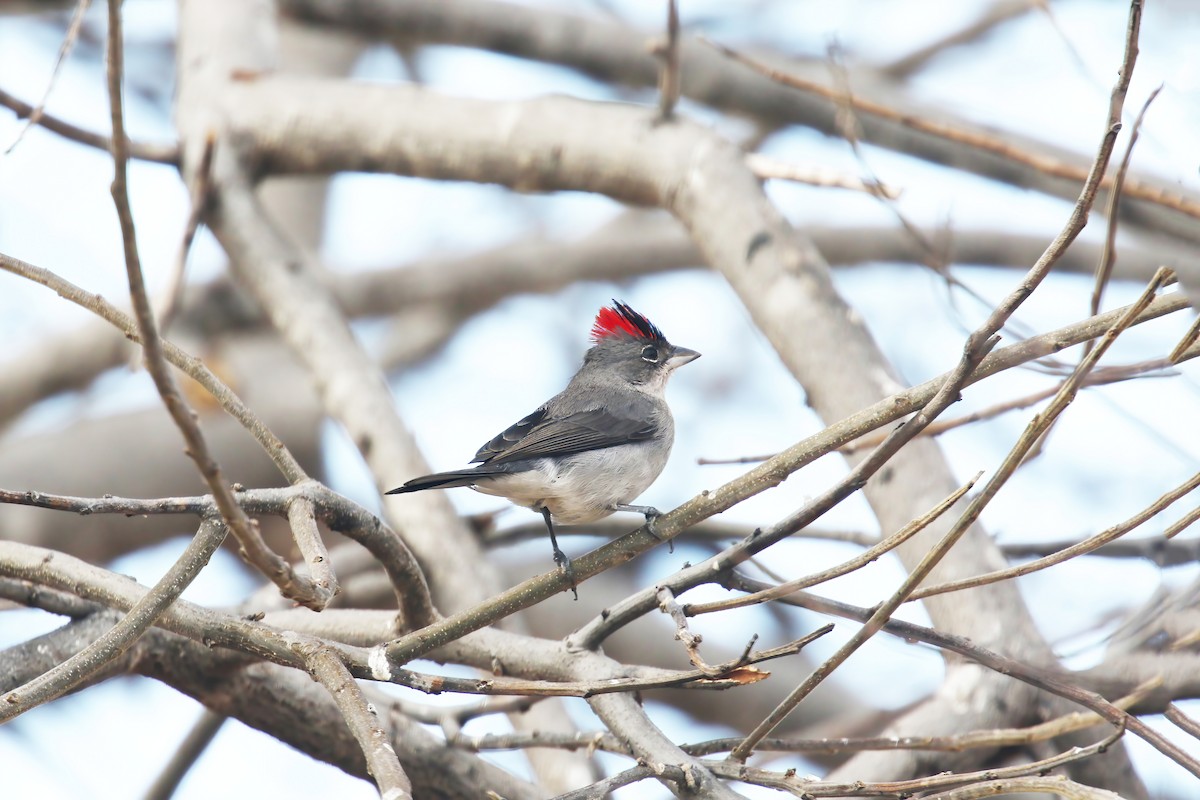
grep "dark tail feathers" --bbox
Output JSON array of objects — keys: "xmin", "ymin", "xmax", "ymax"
[{"xmin": 385, "ymin": 468, "xmax": 488, "ymax": 495}]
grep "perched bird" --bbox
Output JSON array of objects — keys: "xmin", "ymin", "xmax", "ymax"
[{"xmin": 387, "ymin": 301, "xmax": 699, "ymax": 596}]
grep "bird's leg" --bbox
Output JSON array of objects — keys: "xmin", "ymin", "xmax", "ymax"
[
  {"xmin": 540, "ymin": 506, "xmax": 578, "ymax": 600},
  {"xmin": 613, "ymin": 503, "xmax": 672, "ymax": 553}
]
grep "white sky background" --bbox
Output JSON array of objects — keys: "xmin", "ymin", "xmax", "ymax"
[{"xmin": 2, "ymin": 0, "xmax": 1200, "ymax": 797}]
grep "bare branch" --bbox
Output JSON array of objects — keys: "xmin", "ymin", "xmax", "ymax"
[
  {"xmin": 0, "ymin": 85, "xmax": 180, "ymax": 164},
  {"xmin": 156, "ymin": 133, "xmax": 215, "ymax": 336},
  {"xmin": 744, "ymin": 579, "xmax": 1200, "ymax": 778},
  {"xmin": 913, "ymin": 462, "xmax": 1200, "ymax": 601},
  {"xmin": 181, "ymin": 160, "xmax": 492, "ymax": 611},
  {"xmin": 1166, "ymin": 704, "xmax": 1200, "ymax": 742},
  {"xmin": 279, "ymin": 0, "xmax": 1200, "ymax": 244},
  {"xmin": 760, "ymin": 259, "xmax": 1162, "ymax": 759},
  {"xmin": 746, "ymin": 153, "xmax": 901, "ymax": 198},
  {"xmin": 4, "ymin": 0, "xmax": 92, "ymax": 155},
  {"xmin": 0, "ymin": 483, "xmax": 435, "ymax": 629},
  {"xmin": 0, "ymin": 253, "xmax": 309, "ymax": 483},
  {"xmin": 1090, "ymin": 86, "xmax": 1161, "ymax": 329},
  {"xmin": 1, "ymin": 217, "xmax": 1182, "ymax": 435},
  {"xmin": 1, "ymin": 612, "xmax": 542, "ymax": 799},
  {"xmin": 143, "ymin": 711, "xmax": 227, "ymax": 800},
  {"xmin": 298, "ymin": 643, "xmax": 413, "ymax": 799},
  {"xmin": 287, "ymin": 495, "xmax": 338, "ymax": 609},
  {"xmin": 550, "ymin": 764, "xmax": 667, "ymax": 799},
  {"xmin": 687, "ymin": 475, "xmax": 977, "ymax": 617},
  {"xmin": 883, "ymin": 0, "xmax": 1039, "ymax": 77},
  {"xmin": 0, "ymin": 519, "xmax": 228, "ymax": 720},
  {"xmin": 920, "ymin": 775, "xmax": 1125, "ymax": 800},
  {"xmin": 651, "ymin": 0, "xmax": 680, "ymax": 120},
  {"xmin": 729, "ymin": 473, "xmax": 995, "ymax": 758},
  {"xmin": 685, "ymin": 680, "xmax": 1157, "ymax": 755},
  {"xmin": 1170, "ymin": 313, "xmax": 1200, "ymax": 364},
  {"xmin": 715, "ymin": 729, "xmax": 1123, "ymax": 795},
  {"xmin": 696, "ymin": 29, "xmax": 1198, "ymax": 231}
]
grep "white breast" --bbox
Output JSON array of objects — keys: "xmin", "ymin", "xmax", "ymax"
[{"xmin": 473, "ymin": 440, "xmax": 670, "ymax": 524}]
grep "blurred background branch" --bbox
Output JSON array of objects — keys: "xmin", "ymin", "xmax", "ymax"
[{"xmin": 2, "ymin": 0, "xmax": 1198, "ymax": 798}]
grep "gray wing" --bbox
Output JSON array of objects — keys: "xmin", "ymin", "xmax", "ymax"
[{"xmin": 472, "ymin": 406, "xmax": 655, "ymax": 465}]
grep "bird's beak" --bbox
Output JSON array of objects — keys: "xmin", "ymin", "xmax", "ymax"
[{"xmin": 666, "ymin": 346, "xmax": 701, "ymax": 371}]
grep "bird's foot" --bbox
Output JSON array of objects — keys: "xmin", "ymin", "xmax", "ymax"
[
  {"xmin": 540, "ymin": 506, "xmax": 578, "ymax": 600},
  {"xmin": 553, "ymin": 546, "xmax": 579, "ymax": 601},
  {"xmin": 614, "ymin": 504, "xmax": 672, "ymax": 553}
]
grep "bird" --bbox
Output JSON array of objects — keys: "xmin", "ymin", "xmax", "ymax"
[{"xmin": 386, "ymin": 301, "xmax": 700, "ymax": 597}]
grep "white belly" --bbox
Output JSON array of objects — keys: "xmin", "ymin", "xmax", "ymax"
[{"xmin": 473, "ymin": 443, "xmax": 667, "ymax": 524}]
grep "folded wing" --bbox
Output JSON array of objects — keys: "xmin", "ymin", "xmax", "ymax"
[{"xmin": 473, "ymin": 406, "xmax": 655, "ymax": 465}]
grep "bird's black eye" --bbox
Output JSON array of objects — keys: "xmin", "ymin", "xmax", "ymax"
[{"xmin": 641, "ymin": 345, "xmax": 660, "ymax": 363}]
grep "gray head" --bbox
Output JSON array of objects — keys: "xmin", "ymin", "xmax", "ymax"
[{"xmin": 581, "ymin": 301, "xmax": 700, "ymax": 392}]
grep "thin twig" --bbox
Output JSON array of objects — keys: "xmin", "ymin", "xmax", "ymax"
[
  {"xmin": 1088, "ymin": 85, "xmax": 1161, "ymax": 348},
  {"xmin": 883, "ymin": 0, "xmax": 1039, "ymax": 78},
  {"xmin": 108, "ymin": 4, "xmax": 320, "ymax": 608},
  {"xmin": 730, "ymin": 1, "xmax": 1146, "ymax": 756},
  {"xmin": 716, "ymin": 729, "xmax": 1123, "ymax": 795},
  {"xmin": 299, "ymin": 644, "xmax": 413, "ymax": 800},
  {"xmin": 143, "ymin": 711, "xmax": 226, "ymax": 800},
  {"xmin": 826, "ymin": 45, "xmax": 995, "ymax": 313},
  {"xmin": 687, "ymin": 474, "xmax": 978, "ymax": 617},
  {"xmin": 699, "ymin": 359, "xmax": 1171, "ymax": 465},
  {"xmin": 395, "ymin": 631, "xmax": 831, "ymax": 698},
  {"xmin": 659, "ymin": 594, "xmax": 835, "ymax": 681},
  {"xmin": 432, "ymin": 636, "xmax": 815, "ymax": 695},
  {"xmin": 1163, "ymin": 504, "xmax": 1200, "ymax": 540},
  {"xmin": 0, "ymin": 483, "xmax": 435, "ymax": 629},
  {"xmin": 4, "ymin": 0, "xmax": 92, "ymax": 155},
  {"xmin": 844, "ymin": 384, "xmax": 1060, "ymax": 456},
  {"xmin": 685, "ymin": 679, "xmax": 1155, "ymax": 755},
  {"xmin": 287, "ymin": 495, "xmax": 338, "ymax": 608},
  {"xmin": 656, "ymin": 585, "xmax": 713, "ymax": 672},
  {"xmin": 700, "ymin": 9, "xmax": 1200, "ymax": 225},
  {"xmin": 842, "ymin": 362, "xmax": 1165, "ymax": 453},
  {"xmin": 1165, "ymin": 703, "xmax": 1200, "ymax": 741},
  {"xmin": 652, "ymin": 0, "xmax": 680, "ymax": 120},
  {"xmin": 453, "ymin": 730, "xmax": 629, "ymax": 756},
  {"xmin": 0, "ymin": 519, "xmax": 229, "ymax": 720},
  {"xmin": 157, "ymin": 133, "xmax": 216, "ymax": 336},
  {"xmin": 0, "ymin": 253, "xmax": 308, "ymax": 483},
  {"xmin": 744, "ymin": 577, "xmax": 1200, "ymax": 778},
  {"xmin": 920, "ymin": 775, "xmax": 1124, "ymax": 800},
  {"xmin": 0, "ymin": 86, "xmax": 180, "ymax": 164},
  {"xmin": 550, "ymin": 764, "xmax": 663, "ymax": 800},
  {"xmin": 746, "ymin": 153, "xmax": 900, "ymax": 198},
  {"xmin": 1169, "ymin": 314, "xmax": 1200, "ymax": 364},
  {"xmin": 728, "ymin": 476, "xmax": 993, "ymax": 760},
  {"xmin": 913, "ymin": 460, "xmax": 1200, "ymax": 600}
]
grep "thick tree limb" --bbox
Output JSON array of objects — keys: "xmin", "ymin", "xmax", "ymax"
[
  {"xmin": 0, "ymin": 612, "xmax": 540, "ymax": 799},
  {"xmin": 281, "ymin": 0, "xmax": 1200, "ymax": 247}
]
